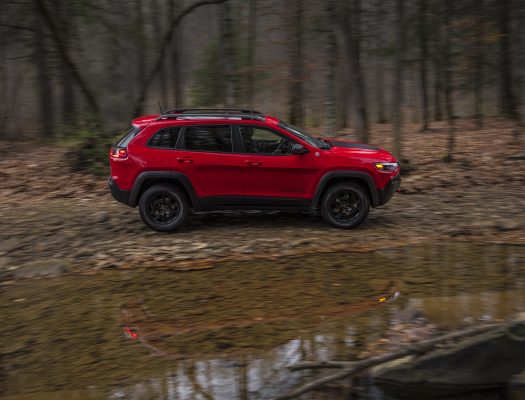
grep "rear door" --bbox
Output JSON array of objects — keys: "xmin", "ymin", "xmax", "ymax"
[
  {"xmin": 173, "ymin": 124, "xmax": 245, "ymax": 206},
  {"xmin": 238, "ymin": 125, "xmax": 317, "ymax": 206}
]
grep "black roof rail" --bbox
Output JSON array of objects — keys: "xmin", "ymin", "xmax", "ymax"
[
  {"xmin": 157, "ymin": 113, "xmax": 266, "ymax": 121},
  {"xmin": 164, "ymin": 108, "xmax": 263, "ymax": 115}
]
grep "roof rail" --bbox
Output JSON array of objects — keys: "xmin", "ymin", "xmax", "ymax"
[
  {"xmin": 164, "ymin": 108, "xmax": 263, "ymax": 115},
  {"xmin": 157, "ymin": 113, "xmax": 266, "ymax": 121}
]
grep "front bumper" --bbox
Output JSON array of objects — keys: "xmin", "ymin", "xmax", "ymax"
[
  {"xmin": 377, "ymin": 175, "xmax": 401, "ymax": 206},
  {"xmin": 108, "ymin": 177, "xmax": 131, "ymax": 206}
]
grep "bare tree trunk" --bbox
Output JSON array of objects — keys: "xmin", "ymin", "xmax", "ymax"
[
  {"xmin": 443, "ymin": 0, "xmax": 455, "ymax": 162},
  {"xmin": 171, "ymin": 0, "xmax": 183, "ymax": 108},
  {"xmin": 34, "ymin": 1, "xmax": 54, "ymax": 137},
  {"xmin": 340, "ymin": 0, "xmax": 368, "ymax": 142},
  {"xmin": 373, "ymin": 0, "xmax": 386, "ymax": 124},
  {"xmin": 135, "ymin": 0, "xmax": 146, "ymax": 96},
  {"xmin": 338, "ymin": 43, "xmax": 349, "ymax": 128},
  {"xmin": 418, "ymin": 0, "xmax": 429, "ymax": 131},
  {"xmin": 245, "ymin": 0, "xmax": 257, "ymax": 108},
  {"xmin": 58, "ymin": 0, "xmax": 75, "ymax": 126},
  {"xmin": 392, "ymin": 0, "xmax": 404, "ymax": 161},
  {"xmin": 219, "ymin": 0, "xmax": 236, "ymax": 107},
  {"xmin": 288, "ymin": 0, "xmax": 304, "ymax": 125},
  {"xmin": 323, "ymin": 0, "xmax": 337, "ymax": 134},
  {"xmin": 474, "ymin": 0, "xmax": 484, "ymax": 129},
  {"xmin": 152, "ymin": 0, "xmax": 168, "ymax": 108},
  {"xmin": 499, "ymin": 0, "xmax": 518, "ymax": 119}
]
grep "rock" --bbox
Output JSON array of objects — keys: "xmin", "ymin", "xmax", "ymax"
[
  {"xmin": 92, "ymin": 212, "xmax": 109, "ymax": 224},
  {"xmin": 0, "ymin": 238, "xmax": 24, "ymax": 253},
  {"xmin": 372, "ymin": 321, "xmax": 525, "ymax": 399},
  {"xmin": 13, "ymin": 259, "xmax": 71, "ymax": 278},
  {"xmin": 497, "ymin": 220, "xmax": 522, "ymax": 232},
  {"xmin": 507, "ymin": 369, "xmax": 525, "ymax": 400},
  {"xmin": 0, "ymin": 256, "xmax": 12, "ymax": 268}
]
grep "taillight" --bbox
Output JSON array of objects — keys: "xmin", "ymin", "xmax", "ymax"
[{"xmin": 110, "ymin": 147, "xmax": 128, "ymax": 159}]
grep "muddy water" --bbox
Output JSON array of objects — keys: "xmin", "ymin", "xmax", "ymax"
[{"xmin": 1, "ymin": 243, "xmax": 524, "ymax": 400}]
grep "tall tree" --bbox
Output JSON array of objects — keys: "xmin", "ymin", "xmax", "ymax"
[
  {"xmin": 34, "ymin": 0, "xmax": 55, "ymax": 137},
  {"xmin": 288, "ymin": 0, "xmax": 304, "ymax": 125},
  {"xmin": 473, "ymin": 0, "xmax": 485, "ymax": 129},
  {"xmin": 171, "ymin": 0, "xmax": 183, "ymax": 108},
  {"xmin": 498, "ymin": 0, "xmax": 518, "ymax": 119},
  {"xmin": 340, "ymin": 0, "xmax": 368, "ymax": 142},
  {"xmin": 245, "ymin": 0, "xmax": 257, "ymax": 108},
  {"xmin": 323, "ymin": 0, "xmax": 337, "ymax": 133},
  {"xmin": 418, "ymin": 0, "xmax": 429, "ymax": 131},
  {"xmin": 373, "ymin": 0, "xmax": 387, "ymax": 124},
  {"xmin": 392, "ymin": 0, "xmax": 405, "ymax": 161},
  {"xmin": 57, "ymin": 0, "xmax": 75, "ymax": 126},
  {"xmin": 443, "ymin": 0, "xmax": 455, "ymax": 162},
  {"xmin": 219, "ymin": 0, "xmax": 236, "ymax": 107}
]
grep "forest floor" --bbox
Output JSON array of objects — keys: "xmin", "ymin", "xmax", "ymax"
[{"xmin": 0, "ymin": 117, "xmax": 524, "ymax": 279}]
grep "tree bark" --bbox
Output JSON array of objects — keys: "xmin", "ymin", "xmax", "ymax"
[
  {"xmin": 443, "ymin": 0, "xmax": 455, "ymax": 162},
  {"xmin": 418, "ymin": 0, "xmax": 429, "ymax": 131},
  {"xmin": 245, "ymin": 0, "xmax": 257, "ymax": 108},
  {"xmin": 474, "ymin": 0, "xmax": 484, "ymax": 129},
  {"xmin": 323, "ymin": 0, "xmax": 337, "ymax": 134},
  {"xmin": 499, "ymin": 0, "xmax": 518, "ymax": 119},
  {"xmin": 170, "ymin": 0, "xmax": 183, "ymax": 108},
  {"xmin": 288, "ymin": 0, "xmax": 304, "ymax": 125},
  {"xmin": 392, "ymin": 0, "xmax": 405, "ymax": 161},
  {"xmin": 34, "ymin": 1, "xmax": 55, "ymax": 137},
  {"xmin": 58, "ymin": 0, "xmax": 75, "ymax": 126},
  {"xmin": 219, "ymin": 0, "xmax": 236, "ymax": 107},
  {"xmin": 340, "ymin": 0, "xmax": 368, "ymax": 142}
]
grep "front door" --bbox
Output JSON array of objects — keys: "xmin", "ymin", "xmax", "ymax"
[{"xmin": 238, "ymin": 125, "xmax": 316, "ymax": 206}]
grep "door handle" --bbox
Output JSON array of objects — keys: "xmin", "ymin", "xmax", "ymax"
[
  {"xmin": 244, "ymin": 160, "xmax": 262, "ymax": 166},
  {"xmin": 177, "ymin": 157, "xmax": 193, "ymax": 163}
]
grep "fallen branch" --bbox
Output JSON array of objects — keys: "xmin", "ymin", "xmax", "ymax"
[{"xmin": 277, "ymin": 322, "xmax": 507, "ymax": 400}]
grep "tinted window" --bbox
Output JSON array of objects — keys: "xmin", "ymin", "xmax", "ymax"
[
  {"xmin": 240, "ymin": 125, "xmax": 295, "ymax": 155},
  {"xmin": 184, "ymin": 125, "xmax": 232, "ymax": 153},
  {"xmin": 117, "ymin": 126, "xmax": 142, "ymax": 147},
  {"xmin": 148, "ymin": 127, "xmax": 180, "ymax": 149}
]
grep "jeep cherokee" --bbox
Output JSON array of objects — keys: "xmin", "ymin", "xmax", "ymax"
[{"xmin": 108, "ymin": 109, "xmax": 400, "ymax": 231}]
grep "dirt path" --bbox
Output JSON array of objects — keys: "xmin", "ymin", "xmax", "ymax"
[{"xmin": 0, "ymin": 118, "xmax": 524, "ymax": 278}]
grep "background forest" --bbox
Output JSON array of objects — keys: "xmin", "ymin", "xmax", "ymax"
[{"xmin": 1, "ymin": 0, "xmax": 524, "ymax": 163}]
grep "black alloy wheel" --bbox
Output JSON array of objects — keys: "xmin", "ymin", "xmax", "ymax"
[
  {"xmin": 321, "ymin": 183, "xmax": 370, "ymax": 229},
  {"xmin": 139, "ymin": 184, "xmax": 188, "ymax": 232}
]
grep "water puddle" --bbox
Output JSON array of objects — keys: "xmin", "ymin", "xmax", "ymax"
[{"xmin": 1, "ymin": 242, "xmax": 524, "ymax": 399}]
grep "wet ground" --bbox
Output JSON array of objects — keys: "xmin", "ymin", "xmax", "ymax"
[{"xmin": 2, "ymin": 242, "xmax": 525, "ymax": 400}]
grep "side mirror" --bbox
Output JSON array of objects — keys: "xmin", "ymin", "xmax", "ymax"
[{"xmin": 291, "ymin": 144, "xmax": 309, "ymax": 155}]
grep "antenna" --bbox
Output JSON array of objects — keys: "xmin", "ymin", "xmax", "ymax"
[{"xmin": 157, "ymin": 100, "xmax": 165, "ymax": 115}]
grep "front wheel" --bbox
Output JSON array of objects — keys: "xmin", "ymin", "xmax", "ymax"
[
  {"xmin": 139, "ymin": 184, "xmax": 188, "ymax": 232},
  {"xmin": 320, "ymin": 183, "xmax": 370, "ymax": 229}
]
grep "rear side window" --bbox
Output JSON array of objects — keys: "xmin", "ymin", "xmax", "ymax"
[
  {"xmin": 183, "ymin": 125, "xmax": 232, "ymax": 153},
  {"xmin": 148, "ymin": 127, "xmax": 181, "ymax": 149},
  {"xmin": 117, "ymin": 126, "xmax": 142, "ymax": 148}
]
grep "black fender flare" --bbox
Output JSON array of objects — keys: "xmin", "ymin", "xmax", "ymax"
[
  {"xmin": 311, "ymin": 171, "xmax": 379, "ymax": 209},
  {"xmin": 129, "ymin": 171, "xmax": 201, "ymax": 208}
]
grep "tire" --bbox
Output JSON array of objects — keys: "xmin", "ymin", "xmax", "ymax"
[
  {"xmin": 138, "ymin": 184, "xmax": 188, "ymax": 232},
  {"xmin": 320, "ymin": 182, "xmax": 370, "ymax": 229}
]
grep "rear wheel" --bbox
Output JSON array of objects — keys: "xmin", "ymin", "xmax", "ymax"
[
  {"xmin": 320, "ymin": 183, "xmax": 370, "ymax": 229},
  {"xmin": 139, "ymin": 184, "xmax": 188, "ymax": 232}
]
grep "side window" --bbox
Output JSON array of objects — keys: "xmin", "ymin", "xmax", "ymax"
[
  {"xmin": 148, "ymin": 127, "xmax": 181, "ymax": 149},
  {"xmin": 117, "ymin": 126, "xmax": 142, "ymax": 147},
  {"xmin": 240, "ymin": 125, "xmax": 295, "ymax": 155},
  {"xmin": 183, "ymin": 125, "xmax": 232, "ymax": 153}
]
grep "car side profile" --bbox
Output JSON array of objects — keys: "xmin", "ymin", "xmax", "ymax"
[{"xmin": 108, "ymin": 109, "xmax": 400, "ymax": 231}]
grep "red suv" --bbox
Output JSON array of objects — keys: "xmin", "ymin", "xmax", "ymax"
[{"xmin": 108, "ymin": 109, "xmax": 400, "ymax": 231}]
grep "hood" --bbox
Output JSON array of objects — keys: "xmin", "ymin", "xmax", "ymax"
[{"xmin": 324, "ymin": 138, "xmax": 397, "ymax": 162}]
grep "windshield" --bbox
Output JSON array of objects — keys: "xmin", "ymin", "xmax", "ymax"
[{"xmin": 278, "ymin": 122, "xmax": 330, "ymax": 149}]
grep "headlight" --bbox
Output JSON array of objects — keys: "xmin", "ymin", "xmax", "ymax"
[{"xmin": 374, "ymin": 162, "xmax": 399, "ymax": 171}]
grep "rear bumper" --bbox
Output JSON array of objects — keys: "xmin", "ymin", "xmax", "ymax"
[
  {"xmin": 377, "ymin": 175, "xmax": 401, "ymax": 206},
  {"xmin": 108, "ymin": 177, "xmax": 131, "ymax": 206}
]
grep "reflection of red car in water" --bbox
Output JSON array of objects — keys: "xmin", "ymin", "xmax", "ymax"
[{"xmin": 120, "ymin": 291, "xmax": 400, "ymax": 358}]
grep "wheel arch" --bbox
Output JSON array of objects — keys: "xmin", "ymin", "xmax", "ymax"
[
  {"xmin": 129, "ymin": 171, "xmax": 200, "ymax": 208},
  {"xmin": 311, "ymin": 171, "xmax": 379, "ymax": 209}
]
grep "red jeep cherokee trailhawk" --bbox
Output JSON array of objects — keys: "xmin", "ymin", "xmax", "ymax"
[{"xmin": 108, "ymin": 109, "xmax": 400, "ymax": 232}]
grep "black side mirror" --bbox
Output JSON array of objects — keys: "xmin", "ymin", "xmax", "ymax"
[{"xmin": 291, "ymin": 144, "xmax": 309, "ymax": 155}]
